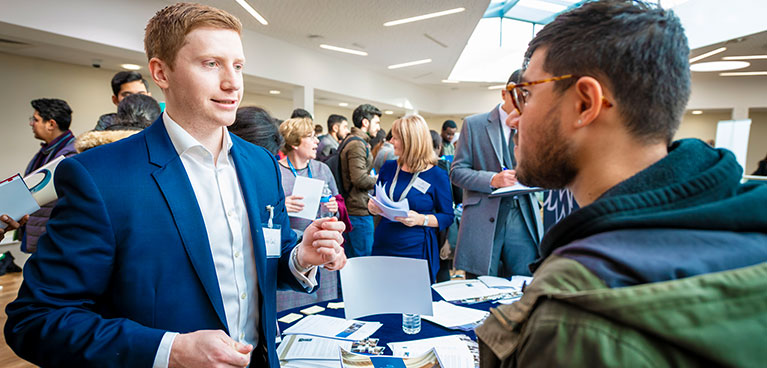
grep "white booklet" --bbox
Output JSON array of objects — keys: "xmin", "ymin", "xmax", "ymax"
[
  {"xmin": 388, "ymin": 335, "xmax": 475, "ymax": 368},
  {"xmin": 0, "ymin": 174, "xmax": 41, "ymax": 229},
  {"xmin": 282, "ymin": 315, "xmax": 382, "ymax": 341},
  {"xmin": 369, "ymin": 183, "xmax": 409, "ymax": 221},
  {"xmin": 489, "ymin": 183, "xmax": 544, "ymax": 198},
  {"xmin": 277, "ymin": 334, "xmax": 353, "ymax": 361},
  {"xmin": 23, "ymin": 155, "xmax": 65, "ymax": 206},
  {"xmin": 421, "ymin": 301, "xmax": 489, "ymax": 331}
]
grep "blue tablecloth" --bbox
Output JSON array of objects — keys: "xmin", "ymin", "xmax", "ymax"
[{"xmin": 276, "ymin": 289, "xmax": 496, "ymax": 353}]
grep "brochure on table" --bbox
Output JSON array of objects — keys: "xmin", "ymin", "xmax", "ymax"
[
  {"xmin": 282, "ymin": 315, "xmax": 382, "ymax": 341},
  {"xmin": 340, "ymin": 347, "xmax": 443, "ymax": 368},
  {"xmin": 340, "ymin": 256, "xmax": 433, "ymax": 320},
  {"xmin": 388, "ymin": 335, "xmax": 476, "ymax": 368},
  {"xmin": 421, "ymin": 301, "xmax": 489, "ymax": 331}
]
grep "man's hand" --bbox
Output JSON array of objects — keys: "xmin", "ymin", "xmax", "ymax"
[
  {"xmin": 490, "ymin": 169, "xmax": 518, "ymax": 188},
  {"xmin": 367, "ymin": 198, "xmax": 382, "ymax": 216},
  {"xmin": 0, "ymin": 214, "xmax": 27, "ymax": 241},
  {"xmin": 298, "ymin": 217, "xmax": 346, "ymax": 269},
  {"xmin": 285, "ymin": 195, "xmax": 304, "ymax": 213},
  {"xmin": 169, "ymin": 330, "xmax": 252, "ymax": 368}
]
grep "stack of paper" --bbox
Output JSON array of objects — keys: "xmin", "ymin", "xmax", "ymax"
[
  {"xmin": 368, "ymin": 183, "xmax": 409, "ymax": 221},
  {"xmin": 421, "ymin": 301, "xmax": 489, "ymax": 331},
  {"xmin": 282, "ymin": 315, "xmax": 382, "ymax": 341},
  {"xmin": 0, "ymin": 174, "xmax": 40, "ymax": 229},
  {"xmin": 431, "ymin": 279, "xmax": 507, "ymax": 303},
  {"xmin": 277, "ymin": 334, "xmax": 351, "ymax": 368},
  {"xmin": 23, "ymin": 155, "xmax": 65, "ymax": 206},
  {"xmin": 489, "ymin": 183, "xmax": 544, "ymax": 198},
  {"xmin": 388, "ymin": 335, "xmax": 477, "ymax": 368}
]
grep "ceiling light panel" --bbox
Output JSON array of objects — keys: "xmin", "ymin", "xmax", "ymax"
[
  {"xmin": 690, "ymin": 61, "xmax": 749, "ymax": 72},
  {"xmin": 120, "ymin": 63, "xmax": 141, "ymax": 70},
  {"xmin": 722, "ymin": 55, "xmax": 767, "ymax": 60},
  {"xmin": 388, "ymin": 59, "xmax": 432, "ymax": 69},
  {"xmin": 319, "ymin": 44, "xmax": 368, "ymax": 56},
  {"xmin": 384, "ymin": 8, "xmax": 465, "ymax": 27},
  {"xmin": 234, "ymin": 0, "xmax": 268, "ymax": 25},
  {"xmin": 719, "ymin": 71, "xmax": 767, "ymax": 76},
  {"xmin": 689, "ymin": 47, "xmax": 727, "ymax": 63}
]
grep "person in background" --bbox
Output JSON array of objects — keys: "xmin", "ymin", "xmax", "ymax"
[
  {"xmin": 476, "ymin": 1, "xmax": 767, "ymax": 366},
  {"xmin": 275, "ymin": 117, "xmax": 341, "ymax": 311},
  {"xmin": 0, "ymin": 215, "xmax": 27, "ymax": 242},
  {"xmin": 341, "ymin": 103, "xmax": 381, "ymax": 258},
  {"xmin": 373, "ymin": 129, "xmax": 397, "ymax": 174},
  {"xmin": 75, "ymin": 94, "xmax": 161, "ymax": 153},
  {"xmin": 368, "ymin": 115, "xmax": 453, "ymax": 282},
  {"xmin": 290, "ymin": 108, "xmax": 313, "ymax": 120},
  {"xmin": 431, "ymin": 129, "xmax": 459, "ymax": 282},
  {"xmin": 20, "ymin": 98, "xmax": 77, "ymax": 253},
  {"xmin": 752, "ymin": 152, "xmax": 767, "ymax": 176},
  {"xmin": 369, "ymin": 129, "xmax": 387, "ymax": 171},
  {"xmin": 440, "ymin": 120, "xmax": 457, "ymax": 157},
  {"xmin": 317, "ymin": 114, "xmax": 350, "ymax": 162},
  {"xmin": 314, "ymin": 124, "xmax": 323, "ymax": 136},
  {"xmin": 229, "ymin": 106, "xmax": 283, "ymax": 158},
  {"xmin": 95, "ymin": 71, "xmax": 151, "ymax": 131},
  {"xmin": 451, "ymin": 69, "xmax": 543, "ymax": 278}
]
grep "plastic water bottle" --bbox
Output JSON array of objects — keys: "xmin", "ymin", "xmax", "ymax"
[
  {"xmin": 402, "ymin": 313, "xmax": 421, "ymax": 334},
  {"xmin": 319, "ymin": 183, "xmax": 334, "ymax": 218}
]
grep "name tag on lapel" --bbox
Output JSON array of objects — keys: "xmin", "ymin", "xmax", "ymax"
[{"xmin": 413, "ymin": 177, "xmax": 431, "ymax": 194}]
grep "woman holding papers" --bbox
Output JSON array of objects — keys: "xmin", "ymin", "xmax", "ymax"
[{"xmin": 367, "ymin": 115, "xmax": 453, "ymax": 282}]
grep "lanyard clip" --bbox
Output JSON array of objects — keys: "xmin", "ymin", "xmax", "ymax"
[{"xmin": 266, "ymin": 205, "xmax": 274, "ymax": 228}]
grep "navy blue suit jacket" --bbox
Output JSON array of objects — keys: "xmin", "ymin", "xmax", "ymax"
[{"xmin": 5, "ymin": 119, "xmax": 307, "ymax": 367}]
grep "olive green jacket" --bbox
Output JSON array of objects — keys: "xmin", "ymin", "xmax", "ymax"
[{"xmin": 476, "ymin": 255, "xmax": 767, "ymax": 367}]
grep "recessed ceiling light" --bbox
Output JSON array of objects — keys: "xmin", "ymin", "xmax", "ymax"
[
  {"xmin": 722, "ymin": 55, "xmax": 767, "ymax": 60},
  {"xmin": 384, "ymin": 110, "xmax": 394, "ymax": 115},
  {"xmin": 269, "ymin": 90, "xmax": 280, "ymax": 95},
  {"xmin": 120, "ymin": 63, "xmax": 141, "ymax": 71},
  {"xmin": 384, "ymin": 8, "xmax": 465, "ymax": 27},
  {"xmin": 235, "ymin": 0, "xmax": 268, "ymax": 25},
  {"xmin": 388, "ymin": 59, "xmax": 432, "ymax": 69},
  {"xmin": 441, "ymin": 80, "xmax": 459, "ymax": 84},
  {"xmin": 487, "ymin": 84, "xmax": 505, "ymax": 90},
  {"xmin": 319, "ymin": 44, "xmax": 368, "ymax": 56},
  {"xmin": 719, "ymin": 71, "xmax": 767, "ymax": 76},
  {"xmin": 690, "ymin": 61, "xmax": 749, "ymax": 72},
  {"xmin": 338, "ymin": 102, "xmax": 349, "ymax": 107},
  {"xmin": 691, "ymin": 110, "xmax": 703, "ymax": 115},
  {"xmin": 689, "ymin": 47, "xmax": 727, "ymax": 63}
]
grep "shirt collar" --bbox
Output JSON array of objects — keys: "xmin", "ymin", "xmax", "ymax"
[
  {"xmin": 497, "ymin": 104, "xmax": 509, "ymax": 128},
  {"xmin": 162, "ymin": 111, "xmax": 233, "ymax": 157}
]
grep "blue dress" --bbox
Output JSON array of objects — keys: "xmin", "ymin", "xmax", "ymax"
[{"xmin": 372, "ymin": 160, "xmax": 454, "ymax": 282}]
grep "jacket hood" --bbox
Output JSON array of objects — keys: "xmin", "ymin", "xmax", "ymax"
[
  {"xmin": 75, "ymin": 130, "xmax": 141, "ymax": 153},
  {"xmin": 535, "ymin": 139, "xmax": 767, "ymax": 270}
]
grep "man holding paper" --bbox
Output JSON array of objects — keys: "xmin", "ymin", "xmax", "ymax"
[
  {"xmin": 19, "ymin": 98, "xmax": 77, "ymax": 253},
  {"xmin": 451, "ymin": 70, "xmax": 543, "ymax": 278},
  {"xmin": 6, "ymin": 3, "xmax": 345, "ymax": 367}
]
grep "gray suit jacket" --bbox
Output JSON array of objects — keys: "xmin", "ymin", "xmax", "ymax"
[{"xmin": 450, "ymin": 105, "xmax": 543, "ymax": 275}]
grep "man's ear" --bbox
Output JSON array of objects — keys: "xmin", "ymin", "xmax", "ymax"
[
  {"xmin": 149, "ymin": 57, "xmax": 170, "ymax": 90},
  {"xmin": 112, "ymin": 95, "xmax": 119, "ymax": 106},
  {"xmin": 573, "ymin": 76, "xmax": 605, "ymax": 128},
  {"xmin": 46, "ymin": 119, "xmax": 59, "ymax": 132}
]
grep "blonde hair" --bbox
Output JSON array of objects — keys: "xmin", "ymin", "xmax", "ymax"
[
  {"xmin": 144, "ymin": 3, "xmax": 242, "ymax": 69},
  {"xmin": 393, "ymin": 114, "xmax": 437, "ymax": 172},
  {"xmin": 279, "ymin": 118, "xmax": 314, "ymax": 153}
]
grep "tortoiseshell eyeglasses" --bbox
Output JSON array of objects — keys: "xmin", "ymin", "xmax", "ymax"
[{"xmin": 506, "ymin": 74, "xmax": 613, "ymax": 114}]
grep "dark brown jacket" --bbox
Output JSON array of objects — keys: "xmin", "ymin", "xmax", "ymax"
[{"xmin": 340, "ymin": 127, "xmax": 376, "ymax": 216}]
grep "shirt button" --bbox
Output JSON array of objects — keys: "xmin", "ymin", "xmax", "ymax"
[
  {"xmin": 227, "ymin": 210, "xmax": 234, "ymax": 217},
  {"xmin": 241, "ymin": 292, "xmax": 247, "ymax": 300},
  {"xmin": 235, "ymin": 251, "xmax": 241, "ymax": 258},
  {"xmin": 240, "ymin": 332, "xmax": 244, "ymax": 340}
]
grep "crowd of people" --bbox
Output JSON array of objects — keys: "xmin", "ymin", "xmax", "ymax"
[{"xmin": 2, "ymin": 1, "xmax": 766, "ymax": 367}]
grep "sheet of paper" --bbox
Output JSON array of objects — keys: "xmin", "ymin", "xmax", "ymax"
[
  {"xmin": 431, "ymin": 280, "xmax": 504, "ymax": 302},
  {"xmin": 489, "ymin": 183, "xmax": 544, "ymax": 198},
  {"xmin": 0, "ymin": 174, "xmax": 41, "ymax": 229},
  {"xmin": 282, "ymin": 315, "xmax": 382, "ymax": 341},
  {"xmin": 509, "ymin": 275, "xmax": 533, "ymax": 290},
  {"xmin": 301, "ymin": 305, "xmax": 326, "ymax": 315},
  {"xmin": 340, "ymin": 256, "xmax": 433, "ymax": 320},
  {"xmin": 283, "ymin": 361, "xmax": 341, "ymax": 368},
  {"xmin": 23, "ymin": 155, "xmax": 64, "ymax": 206},
  {"xmin": 421, "ymin": 301, "xmax": 489, "ymax": 330},
  {"xmin": 291, "ymin": 176, "xmax": 325, "ymax": 220},
  {"xmin": 478, "ymin": 276, "xmax": 517, "ymax": 289},
  {"xmin": 327, "ymin": 302, "xmax": 345, "ymax": 309},
  {"xmin": 277, "ymin": 334, "xmax": 353, "ymax": 361},
  {"xmin": 388, "ymin": 335, "xmax": 474, "ymax": 368},
  {"xmin": 279, "ymin": 313, "xmax": 304, "ymax": 324},
  {"xmin": 369, "ymin": 183, "xmax": 410, "ymax": 221}
]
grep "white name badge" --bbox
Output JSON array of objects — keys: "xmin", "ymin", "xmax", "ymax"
[
  {"xmin": 262, "ymin": 225, "xmax": 281, "ymax": 258},
  {"xmin": 412, "ymin": 177, "xmax": 431, "ymax": 194}
]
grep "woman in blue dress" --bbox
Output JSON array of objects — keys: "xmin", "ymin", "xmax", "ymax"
[{"xmin": 367, "ymin": 115, "xmax": 454, "ymax": 282}]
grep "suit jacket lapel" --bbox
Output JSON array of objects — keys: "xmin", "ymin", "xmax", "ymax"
[
  {"xmin": 145, "ymin": 120, "xmax": 229, "ymax": 331},
  {"xmin": 485, "ymin": 105, "xmax": 504, "ymax": 169}
]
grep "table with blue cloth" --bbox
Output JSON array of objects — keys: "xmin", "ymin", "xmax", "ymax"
[{"xmin": 276, "ymin": 289, "xmax": 496, "ymax": 355}]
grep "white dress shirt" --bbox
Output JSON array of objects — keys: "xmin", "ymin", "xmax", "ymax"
[
  {"xmin": 497, "ymin": 104, "xmax": 512, "ymax": 146},
  {"xmin": 153, "ymin": 112, "xmax": 317, "ymax": 367}
]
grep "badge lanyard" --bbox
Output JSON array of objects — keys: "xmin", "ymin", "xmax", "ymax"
[
  {"xmin": 388, "ymin": 165, "xmax": 421, "ymax": 202},
  {"xmin": 287, "ymin": 157, "xmax": 312, "ymax": 178}
]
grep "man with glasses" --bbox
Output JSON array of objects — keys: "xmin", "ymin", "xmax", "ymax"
[
  {"xmin": 20, "ymin": 98, "xmax": 77, "ymax": 253},
  {"xmin": 451, "ymin": 70, "xmax": 543, "ymax": 278},
  {"xmin": 476, "ymin": 1, "xmax": 767, "ymax": 366}
]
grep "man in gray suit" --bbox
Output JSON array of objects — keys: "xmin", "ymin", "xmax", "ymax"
[{"xmin": 450, "ymin": 70, "xmax": 543, "ymax": 277}]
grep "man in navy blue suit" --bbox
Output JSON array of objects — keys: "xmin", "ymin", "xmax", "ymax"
[{"xmin": 5, "ymin": 3, "xmax": 346, "ymax": 367}]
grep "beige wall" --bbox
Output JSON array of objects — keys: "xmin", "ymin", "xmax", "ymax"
[{"xmin": 745, "ymin": 110, "xmax": 767, "ymax": 174}]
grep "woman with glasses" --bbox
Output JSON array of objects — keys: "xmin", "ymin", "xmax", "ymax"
[{"xmin": 367, "ymin": 115, "xmax": 454, "ymax": 283}]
